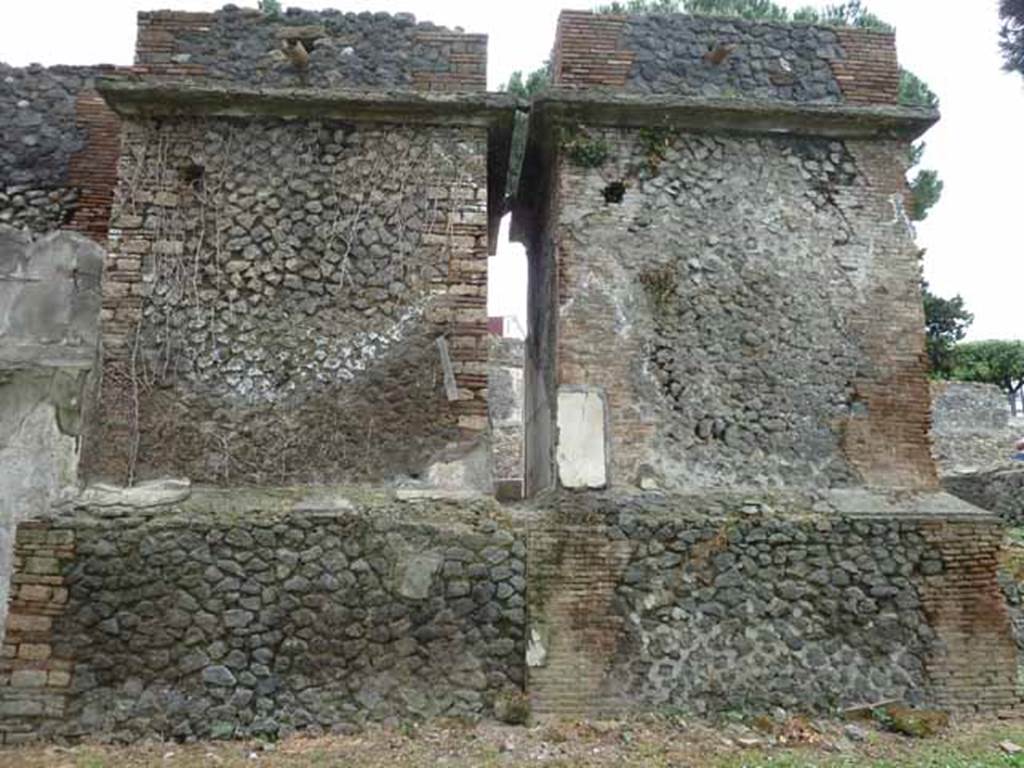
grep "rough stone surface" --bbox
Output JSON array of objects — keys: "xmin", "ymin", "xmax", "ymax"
[
  {"xmin": 135, "ymin": 7, "xmax": 487, "ymax": 92},
  {"xmin": 3, "ymin": 4, "xmax": 1020, "ymax": 746},
  {"xmin": 524, "ymin": 126, "xmax": 933, "ymax": 492},
  {"xmin": 931, "ymin": 381, "xmax": 1021, "ymax": 473},
  {"xmin": 0, "ymin": 65, "xmax": 89, "ymax": 233},
  {"xmin": 489, "ymin": 336, "xmax": 524, "ymax": 495},
  {"xmin": 0, "ymin": 493, "xmax": 525, "ymax": 741},
  {"xmin": 930, "ymin": 382, "xmax": 1024, "ymax": 523},
  {"xmin": 86, "ymin": 116, "xmax": 491, "ymax": 486},
  {"xmin": 622, "ymin": 14, "xmax": 843, "ymax": 101},
  {"xmin": 526, "ymin": 491, "xmax": 1018, "ymax": 718},
  {"xmin": 0, "ymin": 64, "xmax": 121, "ymax": 241},
  {"xmin": 944, "ymin": 470, "xmax": 1024, "ymax": 525},
  {"xmin": 551, "ymin": 11, "xmax": 899, "ymax": 106}
]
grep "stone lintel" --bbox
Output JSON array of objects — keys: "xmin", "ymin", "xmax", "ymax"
[
  {"xmin": 95, "ymin": 77, "xmax": 521, "ymax": 128},
  {"xmin": 532, "ymin": 89, "xmax": 938, "ymax": 141}
]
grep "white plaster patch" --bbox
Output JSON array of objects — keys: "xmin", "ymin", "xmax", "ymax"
[
  {"xmin": 78, "ymin": 478, "xmax": 192, "ymax": 509},
  {"xmin": 557, "ymin": 388, "xmax": 608, "ymax": 489},
  {"xmin": 397, "ymin": 553, "xmax": 442, "ymax": 601},
  {"xmin": 526, "ymin": 628, "xmax": 548, "ymax": 668}
]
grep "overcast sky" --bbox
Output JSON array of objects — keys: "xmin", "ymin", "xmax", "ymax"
[{"xmin": 2, "ymin": 0, "xmax": 1020, "ymax": 341}]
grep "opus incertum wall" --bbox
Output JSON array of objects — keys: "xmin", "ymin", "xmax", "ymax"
[
  {"xmin": 84, "ymin": 81, "xmax": 514, "ymax": 487},
  {"xmin": 512, "ymin": 10, "xmax": 1021, "ymax": 718},
  {"xmin": 517, "ymin": 10, "xmax": 937, "ymax": 496},
  {"xmin": 0, "ymin": 6, "xmax": 1020, "ymax": 744},
  {"xmin": 0, "ymin": 490, "xmax": 526, "ymax": 742},
  {"xmin": 0, "ymin": 64, "xmax": 121, "ymax": 243}
]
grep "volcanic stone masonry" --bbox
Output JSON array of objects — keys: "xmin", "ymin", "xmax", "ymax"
[
  {"xmin": 0, "ymin": 64, "xmax": 121, "ymax": 241},
  {"xmin": 512, "ymin": 9, "xmax": 1020, "ymax": 717},
  {"xmin": 70, "ymin": 7, "xmax": 513, "ymax": 488},
  {"xmin": 84, "ymin": 94, "xmax": 511, "ymax": 487},
  {"xmin": 517, "ymin": 10, "xmax": 936, "ymax": 495},
  {"xmin": 0, "ymin": 4, "xmax": 1022, "ymax": 744}
]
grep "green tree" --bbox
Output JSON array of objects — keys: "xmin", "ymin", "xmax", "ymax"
[
  {"xmin": 258, "ymin": 0, "xmax": 282, "ymax": 17},
  {"xmin": 922, "ymin": 281, "xmax": 973, "ymax": 377},
  {"xmin": 501, "ymin": 67, "xmax": 550, "ymax": 199},
  {"xmin": 502, "ymin": 69, "xmax": 550, "ymax": 99},
  {"xmin": 592, "ymin": 0, "xmax": 942, "ymax": 220},
  {"xmin": 951, "ymin": 340, "xmax": 1024, "ymax": 416},
  {"xmin": 1000, "ymin": 0, "xmax": 1024, "ymax": 77}
]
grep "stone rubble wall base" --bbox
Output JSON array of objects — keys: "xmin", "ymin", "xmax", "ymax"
[
  {"xmin": 526, "ymin": 496, "xmax": 1020, "ymax": 718},
  {"xmin": 942, "ymin": 469, "xmax": 1024, "ymax": 526},
  {"xmin": 0, "ymin": 492, "xmax": 1019, "ymax": 743},
  {"xmin": 0, "ymin": 499, "xmax": 526, "ymax": 743}
]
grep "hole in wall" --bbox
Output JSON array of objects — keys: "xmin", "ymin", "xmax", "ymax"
[
  {"xmin": 602, "ymin": 181, "xmax": 626, "ymax": 204},
  {"xmin": 181, "ymin": 162, "xmax": 205, "ymax": 193}
]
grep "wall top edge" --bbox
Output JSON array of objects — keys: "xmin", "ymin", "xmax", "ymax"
[
  {"xmin": 555, "ymin": 8, "xmax": 896, "ymax": 37},
  {"xmin": 530, "ymin": 89, "xmax": 937, "ymax": 141},
  {"xmin": 95, "ymin": 77, "xmax": 522, "ymax": 126}
]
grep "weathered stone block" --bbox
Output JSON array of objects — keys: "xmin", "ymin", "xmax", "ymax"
[{"xmin": 556, "ymin": 388, "xmax": 608, "ymax": 489}]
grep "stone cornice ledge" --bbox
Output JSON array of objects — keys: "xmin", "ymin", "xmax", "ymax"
[
  {"xmin": 95, "ymin": 77, "xmax": 522, "ymax": 128},
  {"xmin": 532, "ymin": 88, "xmax": 939, "ymax": 141}
]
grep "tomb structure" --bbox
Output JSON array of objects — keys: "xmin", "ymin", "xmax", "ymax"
[{"xmin": 0, "ymin": 4, "xmax": 1019, "ymax": 743}]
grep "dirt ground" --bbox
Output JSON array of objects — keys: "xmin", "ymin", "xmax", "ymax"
[{"xmin": 3, "ymin": 713, "xmax": 1024, "ymax": 768}]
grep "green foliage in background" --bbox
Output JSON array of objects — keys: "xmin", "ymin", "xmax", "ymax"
[
  {"xmin": 1000, "ymin": 0, "xmax": 1024, "ymax": 77},
  {"xmin": 259, "ymin": 0, "xmax": 282, "ymax": 18},
  {"xmin": 923, "ymin": 281, "xmax": 973, "ymax": 377},
  {"xmin": 951, "ymin": 340, "xmax": 1024, "ymax": 414},
  {"xmin": 499, "ymin": 67, "xmax": 551, "ymax": 198}
]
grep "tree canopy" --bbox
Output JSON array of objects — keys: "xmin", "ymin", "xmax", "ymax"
[
  {"xmin": 951, "ymin": 340, "xmax": 1024, "ymax": 415},
  {"xmin": 923, "ymin": 281, "xmax": 973, "ymax": 377},
  {"xmin": 501, "ymin": 69, "xmax": 550, "ymax": 100},
  {"xmin": 499, "ymin": 68, "xmax": 551, "ymax": 198},
  {"xmin": 258, "ymin": 0, "xmax": 282, "ymax": 17},
  {"xmin": 1000, "ymin": 0, "xmax": 1024, "ymax": 77}
]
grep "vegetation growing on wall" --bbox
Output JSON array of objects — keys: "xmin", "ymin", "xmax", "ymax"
[{"xmin": 561, "ymin": 126, "xmax": 611, "ymax": 168}]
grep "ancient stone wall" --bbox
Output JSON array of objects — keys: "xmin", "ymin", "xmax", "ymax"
[
  {"xmin": 528, "ymin": 126, "xmax": 933, "ymax": 491},
  {"xmin": 526, "ymin": 491, "xmax": 1019, "ymax": 717},
  {"xmin": 0, "ymin": 228, "xmax": 104, "ymax": 649},
  {"xmin": 931, "ymin": 381, "xmax": 1020, "ymax": 473},
  {"xmin": 135, "ymin": 7, "xmax": 487, "ymax": 92},
  {"xmin": 930, "ymin": 382, "xmax": 1024, "ymax": 523},
  {"xmin": 0, "ymin": 492, "xmax": 525, "ymax": 743},
  {"xmin": 551, "ymin": 11, "xmax": 898, "ymax": 104},
  {"xmin": 0, "ymin": 64, "xmax": 121, "ymax": 242},
  {"xmin": 84, "ymin": 113, "xmax": 492, "ymax": 486},
  {"xmin": 518, "ymin": 7, "xmax": 934, "ymax": 494},
  {"xmin": 944, "ymin": 471, "xmax": 1024, "ymax": 526}
]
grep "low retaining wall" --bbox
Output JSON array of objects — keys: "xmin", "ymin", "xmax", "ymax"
[
  {"xmin": 0, "ymin": 489, "xmax": 1018, "ymax": 743},
  {"xmin": 943, "ymin": 468, "xmax": 1024, "ymax": 525},
  {"xmin": 0, "ymin": 490, "xmax": 526, "ymax": 743},
  {"xmin": 526, "ymin": 492, "xmax": 1020, "ymax": 717}
]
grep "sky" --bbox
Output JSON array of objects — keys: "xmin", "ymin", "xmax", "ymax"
[{"xmin": 2, "ymin": 0, "xmax": 1021, "ymax": 341}]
